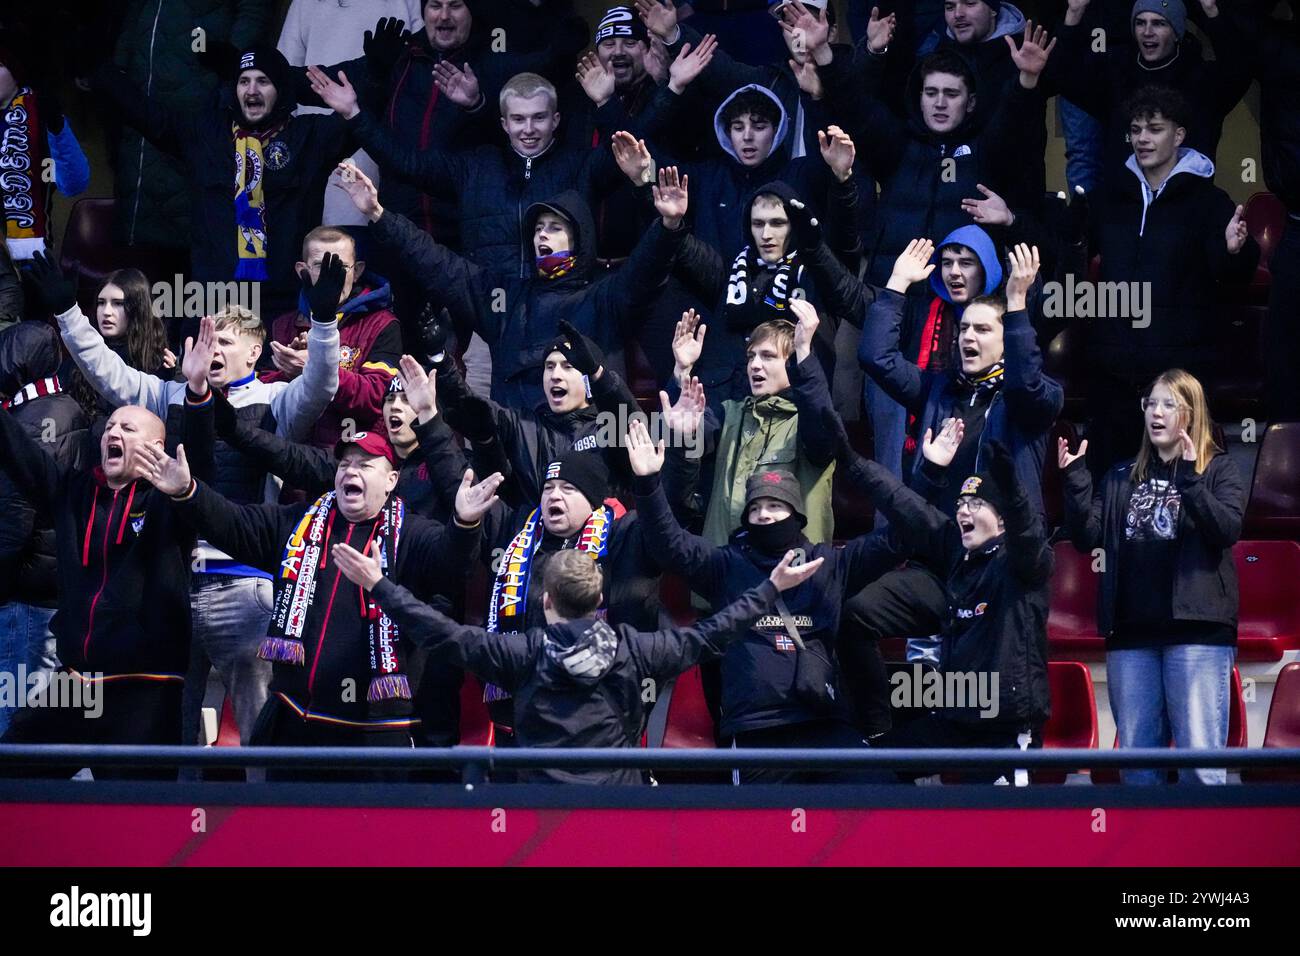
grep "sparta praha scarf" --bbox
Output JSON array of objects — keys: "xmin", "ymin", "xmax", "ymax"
[
  {"xmin": 482, "ymin": 504, "xmax": 613, "ymax": 702},
  {"xmin": 232, "ymin": 121, "xmax": 283, "ymax": 280},
  {"xmin": 259, "ymin": 492, "xmax": 412, "ymax": 702},
  {"xmin": 1, "ymin": 89, "xmax": 46, "ymax": 251}
]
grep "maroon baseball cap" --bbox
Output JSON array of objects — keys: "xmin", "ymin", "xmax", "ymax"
[{"xmin": 334, "ymin": 430, "xmax": 397, "ymax": 468}]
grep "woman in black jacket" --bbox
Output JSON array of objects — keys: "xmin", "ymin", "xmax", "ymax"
[{"xmin": 1060, "ymin": 368, "xmax": 1245, "ymax": 785}]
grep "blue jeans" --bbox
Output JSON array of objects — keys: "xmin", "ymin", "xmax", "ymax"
[
  {"xmin": 0, "ymin": 602, "xmax": 59, "ymax": 736},
  {"xmin": 1058, "ymin": 98, "xmax": 1103, "ymax": 195},
  {"xmin": 1107, "ymin": 643, "xmax": 1236, "ymax": 785},
  {"xmin": 182, "ymin": 574, "xmax": 274, "ymax": 746}
]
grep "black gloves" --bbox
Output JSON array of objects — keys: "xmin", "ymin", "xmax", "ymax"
[
  {"xmin": 455, "ymin": 394, "xmax": 497, "ymax": 445},
  {"xmin": 364, "ymin": 17, "xmax": 411, "ymax": 78},
  {"xmin": 784, "ymin": 195, "xmax": 823, "ymax": 253},
  {"xmin": 556, "ymin": 320, "xmax": 604, "ymax": 377},
  {"xmin": 417, "ymin": 304, "xmax": 451, "ymax": 366},
  {"xmin": 301, "ymin": 252, "xmax": 347, "ymax": 321},
  {"xmin": 22, "ymin": 251, "xmax": 78, "ymax": 316}
]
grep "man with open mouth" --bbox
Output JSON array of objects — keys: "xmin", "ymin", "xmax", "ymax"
[
  {"xmin": 149, "ymin": 412, "xmax": 504, "ymax": 776},
  {"xmin": 0, "ymin": 318, "xmax": 216, "ymax": 775}
]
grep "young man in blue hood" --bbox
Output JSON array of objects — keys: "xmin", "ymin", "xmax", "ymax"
[{"xmin": 263, "ymin": 226, "xmax": 402, "ymax": 449}]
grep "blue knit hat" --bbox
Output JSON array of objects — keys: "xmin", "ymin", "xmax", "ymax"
[{"xmin": 1132, "ymin": 0, "xmax": 1187, "ymax": 39}]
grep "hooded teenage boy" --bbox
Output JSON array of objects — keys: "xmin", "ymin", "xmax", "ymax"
[
  {"xmin": 1082, "ymin": 86, "xmax": 1259, "ymax": 475},
  {"xmin": 628, "ymin": 418, "xmax": 901, "ymax": 783},
  {"xmin": 427, "ymin": 317, "xmax": 643, "ymax": 504},
  {"xmin": 1047, "ymin": 0, "xmax": 1252, "ymax": 188},
  {"xmin": 838, "ymin": 431, "xmax": 1053, "ymax": 783},
  {"xmin": 336, "ymin": 157, "xmax": 686, "ymax": 410},
  {"xmin": 332, "ymin": 542, "xmax": 821, "ymax": 783},
  {"xmin": 261, "ymin": 226, "xmax": 402, "ymax": 448},
  {"xmin": 92, "ymin": 44, "xmax": 361, "ymax": 317},
  {"xmin": 147, "ymin": 417, "xmax": 504, "ymax": 757},
  {"xmin": 0, "ymin": 324, "xmax": 215, "ymax": 768}
]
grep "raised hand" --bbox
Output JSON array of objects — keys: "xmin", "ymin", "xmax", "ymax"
[
  {"xmin": 669, "ymin": 34, "xmax": 718, "ymax": 94},
  {"xmin": 817, "ymin": 125, "xmax": 855, "ymax": 182},
  {"xmin": 788, "ymin": 56, "xmax": 824, "ymax": 99},
  {"xmin": 865, "ymin": 6, "xmax": 897, "ymax": 53},
  {"xmin": 301, "ymin": 250, "xmax": 347, "ymax": 321},
  {"xmin": 652, "ymin": 166, "xmax": 689, "ymax": 228},
  {"xmin": 1177, "ymin": 429, "xmax": 1198, "ymax": 462},
  {"xmin": 398, "ymin": 354, "xmax": 438, "ymax": 423},
  {"xmin": 625, "ymin": 418, "xmax": 665, "ymax": 476},
  {"xmin": 921, "ymin": 417, "xmax": 965, "ymax": 468},
  {"xmin": 364, "ymin": 17, "xmax": 411, "ymax": 75},
  {"xmin": 1006, "ymin": 21, "xmax": 1056, "ymax": 87},
  {"xmin": 887, "ymin": 238, "xmax": 936, "ymax": 293},
  {"xmin": 659, "ymin": 377, "xmax": 706, "ymax": 439},
  {"xmin": 1057, "ymin": 436, "xmax": 1088, "ymax": 470},
  {"xmin": 331, "ymin": 540, "xmax": 384, "ymax": 591},
  {"xmin": 1004, "ymin": 243, "xmax": 1040, "ymax": 312},
  {"xmin": 433, "ymin": 61, "xmax": 481, "ymax": 108},
  {"xmin": 336, "ymin": 161, "xmax": 383, "ymax": 221},
  {"xmin": 576, "ymin": 52, "xmax": 616, "ymax": 106},
  {"xmin": 635, "ymin": 0, "xmax": 679, "ymax": 42},
  {"xmin": 21, "ymin": 251, "xmax": 78, "ymax": 316},
  {"xmin": 789, "ymin": 298, "xmax": 820, "ymax": 363},
  {"xmin": 455, "ymin": 468, "xmax": 505, "ymax": 525},
  {"xmin": 181, "ymin": 315, "xmax": 217, "ymax": 395},
  {"xmin": 1064, "ymin": 0, "xmax": 1092, "ymax": 26},
  {"xmin": 306, "ymin": 65, "xmax": 360, "ymax": 119},
  {"xmin": 781, "ymin": 0, "xmax": 831, "ymax": 61},
  {"xmin": 1225, "ymin": 205, "xmax": 1248, "ymax": 254},
  {"xmin": 162, "ymin": 348, "xmax": 178, "ymax": 370},
  {"xmin": 769, "ymin": 549, "xmax": 826, "ymax": 591},
  {"xmin": 610, "ymin": 131, "xmax": 655, "ymax": 186},
  {"xmin": 556, "ymin": 319, "xmax": 605, "ymax": 378},
  {"xmin": 961, "ymin": 183, "xmax": 1014, "ymax": 226},
  {"xmin": 138, "ymin": 442, "xmax": 192, "ymax": 497},
  {"xmin": 672, "ymin": 308, "xmax": 706, "ymax": 377},
  {"xmin": 417, "ymin": 305, "xmax": 450, "ymax": 366}
]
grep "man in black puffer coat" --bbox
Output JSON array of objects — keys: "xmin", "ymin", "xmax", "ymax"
[{"xmin": 0, "ymin": 321, "xmax": 91, "ymax": 735}]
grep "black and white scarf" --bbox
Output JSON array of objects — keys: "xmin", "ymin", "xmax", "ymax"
[{"xmin": 724, "ymin": 246, "xmax": 804, "ymax": 332}]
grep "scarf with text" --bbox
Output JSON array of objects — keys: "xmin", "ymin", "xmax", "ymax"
[
  {"xmin": 232, "ymin": 120, "xmax": 284, "ymax": 280},
  {"xmin": 1, "ymin": 89, "xmax": 46, "ymax": 247},
  {"xmin": 258, "ymin": 492, "xmax": 411, "ymax": 702},
  {"xmin": 483, "ymin": 503, "xmax": 613, "ymax": 702},
  {"xmin": 725, "ymin": 246, "xmax": 803, "ymax": 332}
]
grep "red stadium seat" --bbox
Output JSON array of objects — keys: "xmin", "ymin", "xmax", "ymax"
[
  {"xmin": 1245, "ymin": 190, "xmax": 1287, "ymax": 276},
  {"xmin": 1047, "ymin": 542, "xmax": 1104, "ymax": 661},
  {"xmin": 214, "ymin": 695, "xmax": 241, "ymax": 748},
  {"xmin": 1243, "ymin": 423, "xmax": 1300, "ymax": 541},
  {"xmin": 458, "ymin": 675, "xmax": 494, "ymax": 746},
  {"xmin": 1034, "ymin": 661, "xmax": 1099, "ymax": 783},
  {"xmin": 1243, "ymin": 662, "xmax": 1300, "ymax": 783},
  {"xmin": 1235, "ymin": 540, "xmax": 1300, "ymax": 662},
  {"xmin": 660, "ymin": 665, "xmax": 716, "ymax": 749},
  {"xmin": 1093, "ymin": 667, "xmax": 1246, "ymax": 783}
]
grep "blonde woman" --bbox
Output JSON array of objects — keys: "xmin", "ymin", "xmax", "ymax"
[{"xmin": 1059, "ymin": 369, "xmax": 1246, "ymax": 784}]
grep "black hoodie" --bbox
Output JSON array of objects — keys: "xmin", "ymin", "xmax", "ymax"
[
  {"xmin": 372, "ymin": 190, "xmax": 685, "ymax": 409},
  {"xmin": 370, "ymin": 573, "xmax": 781, "ymax": 783}
]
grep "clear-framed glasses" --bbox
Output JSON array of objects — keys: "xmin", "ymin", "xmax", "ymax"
[
  {"xmin": 955, "ymin": 497, "xmax": 987, "ymax": 515},
  {"xmin": 1140, "ymin": 397, "xmax": 1182, "ymax": 413}
]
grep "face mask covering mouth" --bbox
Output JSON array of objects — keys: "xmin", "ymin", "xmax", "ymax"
[
  {"xmin": 743, "ymin": 513, "xmax": 803, "ymax": 554},
  {"xmin": 536, "ymin": 250, "xmax": 576, "ymax": 279}
]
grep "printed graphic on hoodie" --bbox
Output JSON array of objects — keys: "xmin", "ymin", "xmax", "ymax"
[{"xmin": 1125, "ymin": 479, "xmax": 1182, "ymax": 540}]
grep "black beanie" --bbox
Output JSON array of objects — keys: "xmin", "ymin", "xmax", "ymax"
[
  {"xmin": 234, "ymin": 44, "xmax": 293, "ymax": 111},
  {"xmin": 595, "ymin": 6, "xmax": 649, "ymax": 44},
  {"xmin": 956, "ymin": 471, "xmax": 1009, "ymax": 519},
  {"xmin": 545, "ymin": 451, "xmax": 610, "ymax": 511}
]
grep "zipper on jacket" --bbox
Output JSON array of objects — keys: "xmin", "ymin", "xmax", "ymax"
[
  {"xmin": 82, "ymin": 486, "xmax": 122, "ymax": 660},
  {"xmin": 128, "ymin": 0, "xmax": 165, "ymax": 243}
]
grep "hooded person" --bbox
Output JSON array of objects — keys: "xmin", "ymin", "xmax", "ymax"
[
  {"xmin": 839, "ymin": 433, "xmax": 1053, "ymax": 783},
  {"xmin": 262, "ymin": 225, "xmax": 403, "ymax": 448},
  {"xmin": 338, "ymin": 158, "xmax": 686, "ymax": 410},
  {"xmin": 629, "ymin": 425, "xmax": 903, "ymax": 784},
  {"xmin": 90, "ymin": 42, "xmax": 362, "ymax": 317},
  {"xmin": 0, "ymin": 321, "xmax": 91, "ymax": 734},
  {"xmin": 331, "ymin": 539, "xmax": 815, "ymax": 785}
]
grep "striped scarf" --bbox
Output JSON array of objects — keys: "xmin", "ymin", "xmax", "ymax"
[
  {"xmin": 259, "ymin": 492, "xmax": 411, "ymax": 702},
  {"xmin": 956, "ymin": 361, "xmax": 1005, "ymax": 401},
  {"xmin": 725, "ymin": 246, "xmax": 803, "ymax": 332},
  {"xmin": 483, "ymin": 504, "xmax": 613, "ymax": 702},
  {"xmin": 232, "ymin": 121, "xmax": 283, "ymax": 280}
]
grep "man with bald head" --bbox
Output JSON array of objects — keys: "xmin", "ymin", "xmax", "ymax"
[{"xmin": 0, "ymin": 322, "xmax": 216, "ymax": 771}]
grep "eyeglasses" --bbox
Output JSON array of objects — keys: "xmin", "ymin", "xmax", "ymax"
[
  {"xmin": 1140, "ymin": 398, "xmax": 1184, "ymax": 413},
  {"xmin": 955, "ymin": 497, "xmax": 987, "ymax": 515}
]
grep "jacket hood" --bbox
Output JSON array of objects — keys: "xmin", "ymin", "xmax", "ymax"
[
  {"xmin": 538, "ymin": 617, "xmax": 620, "ymax": 688},
  {"xmin": 1125, "ymin": 147, "xmax": 1215, "ymax": 236},
  {"xmin": 739, "ymin": 179, "xmax": 817, "ymax": 253},
  {"xmin": 295, "ymin": 272, "xmax": 394, "ymax": 319},
  {"xmin": 714, "ymin": 84, "xmax": 790, "ymax": 165},
  {"xmin": 929, "ymin": 224, "xmax": 1003, "ymax": 304},
  {"xmin": 524, "ymin": 190, "xmax": 597, "ymax": 282},
  {"xmin": 947, "ymin": 2, "xmax": 1026, "ymax": 42},
  {"xmin": 0, "ymin": 320, "xmax": 62, "ymax": 394}
]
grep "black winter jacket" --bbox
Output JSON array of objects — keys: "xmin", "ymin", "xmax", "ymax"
[
  {"xmin": 1062, "ymin": 453, "xmax": 1246, "ymax": 639},
  {"xmin": 371, "ymin": 575, "xmax": 781, "ymax": 783}
]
